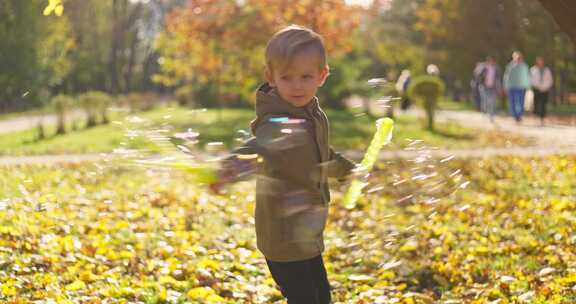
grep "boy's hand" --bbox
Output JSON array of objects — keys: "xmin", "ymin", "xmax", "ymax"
[
  {"xmin": 208, "ymin": 160, "xmax": 235, "ymax": 194},
  {"xmin": 208, "ymin": 155, "xmax": 257, "ymax": 194},
  {"xmin": 209, "ymin": 180, "xmax": 227, "ymax": 194},
  {"xmin": 338, "ymin": 164, "xmax": 370, "ymax": 183},
  {"xmin": 351, "ymin": 164, "xmax": 371, "ymax": 181}
]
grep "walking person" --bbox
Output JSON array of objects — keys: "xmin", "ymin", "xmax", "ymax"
[
  {"xmin": 503, "ymin": 51, "xmax": 531, "ymax": 123},
  {"xmin": 530, "ymin": 56, "xmax": 554, "ymax": 126},
  {"xmin": 396, "ymin": 69, "xmax": 412, "ymax": 111},
  {"xmin": 477, "ymin": 56, "xmax": 502, "ymax": 122},
  {"xmin": 471, "ymin": 62, "xmax": 484, "ymax": 112}
]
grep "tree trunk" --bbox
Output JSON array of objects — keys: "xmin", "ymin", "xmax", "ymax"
[
  {"xmin": 125, "ymin": 32, "xmax": 139, "ymax": 92},
  {"xmin": 141, "ymin": 51, "xmax": 159, "ymax": 91},
  {"xmin": 56, "ymin": 110, "xmax": 66, "ymax": 135},
  {"xmin": 425, "ymin": 97, "xmax": 435, "ymax": 131},
  {"xmin": 124, "ymin": 2, "xmax": 143, "ymax": 93},
  {"xmin": 109, "ymin": 0, "xmax": 120, "ymax": 94}
]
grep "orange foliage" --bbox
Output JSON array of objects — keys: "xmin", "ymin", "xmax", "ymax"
[{"xmin": 156, "ymin": 0, "xmax": 365, "ymax": 100}]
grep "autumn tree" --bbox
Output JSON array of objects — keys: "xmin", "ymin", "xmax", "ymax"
[
  {"xmin": 0, "ymin": 0, "xmax": 73, "ymax": 111},
  {"xmin": 64, "ymin": 0, "xmax": 153, "ymax": 94},
  {"xmin": 414, "ymin": 0, "xmax": 575, "ymax": 102},
  {"xmin": 363, "ymin": 0, "xmax": 426, "ymax": 78},
  {"xmin": 43, "ymin": 0, "xmax": 184, "ymax": 95},
  {"xmin": 415, "ymin": 0, "xmax": 519, "ymax": 81},
  {"xmin": 155, "ymin": 0, "xmax": 364, "ymax": 108}
]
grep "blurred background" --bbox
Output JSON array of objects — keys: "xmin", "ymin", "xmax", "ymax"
[
  {"xmin": 1, "ymin": 0, "xmax": 575, "ymax": 113},
  {"xmin": 2, "ymin": 2, "xmax": 576, "ymax": 303}
]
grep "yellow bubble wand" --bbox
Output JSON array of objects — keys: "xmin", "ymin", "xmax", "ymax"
[{"xmin": 342, "ymin": 117, "xmax": 394, "ymax": 209}]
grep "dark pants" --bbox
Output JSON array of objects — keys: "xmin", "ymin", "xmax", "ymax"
[
  {"xmin": 266, "ymin": 255, "xmax": 331, "ymax": 304},
  {"xmin": 472, "ymin": 84, "xmax": 482, "ymax": 111},
  {"xmin": 400, "ymin": 95, "xmax": 411, "ymax": 111},
  {"xmin": 508, "ymin": 88, "xmax": 526, "ymax": 121},
  {"xmin": 533, "ymin": 88, "xmax": 549, "ymax": 119}
]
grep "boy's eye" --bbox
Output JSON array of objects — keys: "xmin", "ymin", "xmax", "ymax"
[{"xmin": 303, "ymin": 75, "xmax": 313, "ymax": 79}]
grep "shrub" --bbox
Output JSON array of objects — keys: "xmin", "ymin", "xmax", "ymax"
[
  {"xmin": 78, "ymin": 91, "xmax": 112, "ymax": 127},
  {"xmin": 407, "ymin": 75, "xmax": 445, "ymax": 130},
  {"xmin": 175, "ymin": 86, "xmax": 194, "ymax": 107},
  {"xmin": 119, "ymin": 92, "xmax": 159, "ymax": 112}
]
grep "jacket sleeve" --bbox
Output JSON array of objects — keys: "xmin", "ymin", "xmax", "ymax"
[
  {"xmin": 250, "ymin": 120, "xmax": 321, "ymax": 191},
  {"xmin": 522, "ymin": 65, "xmax": 531, "ymax": 89},
  {"xmin": 530, "ymin": 67, "xmax": 538, "ymax": 88},
  {"xmin": 322, "ymin": 147, "xmax": 356, "ymax": 179},
  {"xmin": 222, "ymin": 121, "xmax": 355, "ymax": 187},
  {"xmin": 213, "ymin": 139, "xmax": 259, "ymax": 185}
]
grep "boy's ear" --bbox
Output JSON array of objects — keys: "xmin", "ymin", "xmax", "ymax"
[
  {"xmin": 318, "ymin": 65, "xmax": 330, "ymax": 87},
  {"xmin": 265, "ymin": 69, "xmax": 276, "ymax": 87}
]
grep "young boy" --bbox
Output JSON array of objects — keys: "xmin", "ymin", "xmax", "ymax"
[{"xmin": 214, "ymin": 25, "xmax": 356, "ymax": 304}]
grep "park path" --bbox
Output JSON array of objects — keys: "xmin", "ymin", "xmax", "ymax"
[
  {"xmin": 0, "ymin": 109, "xmax": 575, "ymax": 166},
  {"xmin": 434, "ymin": 110, "xmax": 576, "ymax": 148},
  {"xmin": 0, "ymin": 110, "xmax": 85, "ymax": 134}
]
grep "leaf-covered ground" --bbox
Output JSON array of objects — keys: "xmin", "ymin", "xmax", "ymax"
[{"xmin": 0, "ymin": 155, "xmax": 575, "ymax": 303}]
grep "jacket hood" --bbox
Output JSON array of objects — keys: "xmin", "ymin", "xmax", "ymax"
[{"xmin": 250, "ymin": 83, "xmax": 320, "ymax": 134}]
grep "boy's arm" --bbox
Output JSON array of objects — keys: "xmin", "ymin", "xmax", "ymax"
[
  {"xmin": 210, "ymin": 139, "xmax": 259, "ymax": 193},
  {"xmin": 211, "ymin": 120, "xmax": 320, "ymax": 193},
  {"xmin": 322, "ymin": 147, "xmax": 357, "ymax": 179}
]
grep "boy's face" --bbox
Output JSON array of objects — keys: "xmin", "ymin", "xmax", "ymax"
[{"xmin": 266, "ymin": 50, "xmax": 328, "ymax": 108}]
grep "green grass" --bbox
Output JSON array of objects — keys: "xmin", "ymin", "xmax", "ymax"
[
  {"xmin": 0, "ymin": 104, "xmax": 529, "ymax": 156},
  {"xmin": 549, "ymin": 103, "xmax": 576, "ymax": 116},
  {"xmin": 0, "ymin": 123, "xmax": 127, "ymax": 156}
]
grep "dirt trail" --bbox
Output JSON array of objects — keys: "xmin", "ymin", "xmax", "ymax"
[
  {"xmin": 0, "ymin": 110, "xmax": 85, "ymax": 134},
  {"xmin": 435, "ymin": 110, "xmax": 576, "ymax": 148}
]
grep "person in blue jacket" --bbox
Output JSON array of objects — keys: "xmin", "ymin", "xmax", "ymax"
[{"xmin": 503, "ymin": 51, "xmax": 531, "ymax": 123}]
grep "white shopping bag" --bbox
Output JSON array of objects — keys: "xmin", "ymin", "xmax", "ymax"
[{"xmin": 524, "ymin": 89, "xmax": 534, "ymax": 112}]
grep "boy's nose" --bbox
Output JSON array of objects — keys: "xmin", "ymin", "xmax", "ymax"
[{"xmin": 294, "ymin": 80, "xmax": 304, "ymax": 90}]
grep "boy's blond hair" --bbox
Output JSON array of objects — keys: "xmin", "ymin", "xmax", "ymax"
[{"xmin": 265, "ymin": 25, "xmax": 327, "ymax": 74}]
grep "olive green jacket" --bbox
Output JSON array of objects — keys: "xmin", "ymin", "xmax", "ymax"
[{"xmin": 234, "ymin": 83, "xmax": 355, "ymax": 262}]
